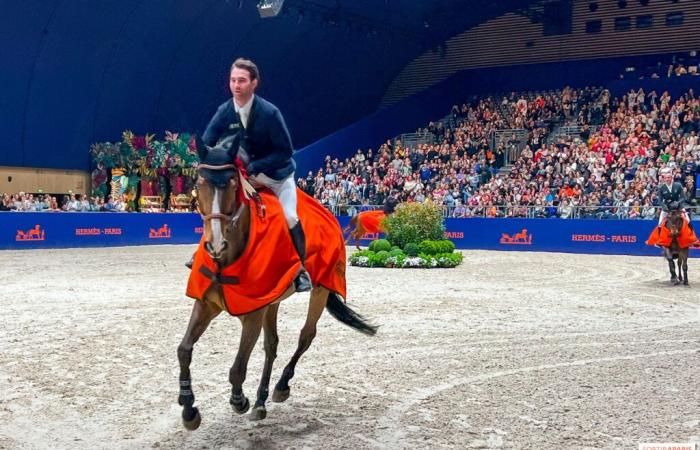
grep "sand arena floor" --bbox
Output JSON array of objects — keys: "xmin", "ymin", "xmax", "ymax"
[{"xmin": 0, "ymin": 245, "xmax": 698, "ymax": 450}]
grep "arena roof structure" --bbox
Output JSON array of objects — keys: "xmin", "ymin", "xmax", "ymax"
[{"xmin": 1, "ymin": 0, "xmax": 538, "ymax": 170}]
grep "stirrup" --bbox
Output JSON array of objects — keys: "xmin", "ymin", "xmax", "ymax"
[{"xmin": 294, "ymin": 270, "xmax": 312, "ymax": 292}]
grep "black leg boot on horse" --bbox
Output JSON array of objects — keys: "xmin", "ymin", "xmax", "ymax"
[{"xmin": 290, "ymin": 223, "xmax": 312, "ymax": 292}]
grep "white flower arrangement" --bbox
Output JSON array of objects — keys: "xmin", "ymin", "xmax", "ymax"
[
  {"xmin": 348, "ymin": 243, "xmax": 462, "ymax": 269},
  {"xmin": 402, "ymin": 257, "xmax": 423, "ymax": 267},
  {"xmin": 355, "ymin": 256, "xmax": 370, "ymax": 267}
]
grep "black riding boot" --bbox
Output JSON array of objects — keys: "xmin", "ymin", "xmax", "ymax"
[{"xmin": 290, "ymin": 223, "xmax": 312, "ymax": 292}]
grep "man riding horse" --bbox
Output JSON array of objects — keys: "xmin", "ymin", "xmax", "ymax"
[
  {"xmin": 176, "ymin": 58, "xmax": 378, "ymax": 429},
  {"xmin": 657, "ymin": 168, "xmax": 694, "ymax": 233},
  {"xmin": 188, "ymin": 58, "xmax": 310, "ymax": 292},
  {"xmin": 646, "ymin": 168, "xmax": 698, "ymax": 284},
  {"xmin": 648, "ymin": 168, "xmax": 697, "ymax": 246}
]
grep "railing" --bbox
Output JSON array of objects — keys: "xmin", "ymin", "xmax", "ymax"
[
  {"xmin": 394, "ymin": 132, "xmax": 436, "ymax": 149},
  {"xmin": 489, "ymin": 129, "xmax": 529, "ymax": 166},
  {"xmin": 545, "ymin": 124, "xmax": 600, "ymax": 144},
  {"xmin": 326, "ymin": 204, "xmax": 699, "ymax": 220}
]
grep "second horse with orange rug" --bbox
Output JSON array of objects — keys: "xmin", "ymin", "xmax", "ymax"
[{"xmin": 343, "ymin": 197, "xmax": 399, "ymax": 249}]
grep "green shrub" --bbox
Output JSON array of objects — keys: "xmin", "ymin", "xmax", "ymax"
[
  {"xmin": 417, "ymin": 253, "xmax": 438, "ymax": 268},
  {"xmin": 369, "ymin": 238, "xmax": 392, "ymax": 252},
  {"xmin": 436, "ymin": 252, "xmax": 463, "ymax": 268},
  {"xmin": 391, "ymin": 246, "xmax": 400, "ymax": 252},
  {"xmin": 440, "ymin": 240, "xmax": 456, "ymax": 254},
  {"xmin": 403, "ymin": 243, "xmax": 419, "ymax": 257},
  {"xmin": 389, "ymin": 248, "xmax": 405, "ymax": 258},
  {"xmin": 369, "ymin": 250, "xmax": 391, "ymax": 267},
  {"xmin": 349, "ymin": 250, "xmax": 374, "ymax": 266},
  {"xmin": 386, "ymin": 253, "xmax": 406, "ymax": 268},
  {"xmin": 419, "ymin": 239, "xmax": 456, "ymax": 255},
  {"xmin": 383, "ymin": 203, "xmax": 445, "ymax": 249},
  {"xmin": 418, "ymin": 241, "xmax": 432, "ymax": 255}
]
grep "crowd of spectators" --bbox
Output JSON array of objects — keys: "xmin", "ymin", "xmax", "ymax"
[
  {"xmin": 6, "ymin": 81, "xmax": 700, "ymax": 221},
  {"xmin": 301, "ymin": 85, "xmax": 700, "ymax": 219},
  {"xmin": 0, "ymin": 192, "xmax": 131, "ymax": 212}
]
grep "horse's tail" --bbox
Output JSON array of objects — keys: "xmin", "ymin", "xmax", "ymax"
[{"xmin": 325, "ymin": 292, "xmax": 378, "ymax": 336}]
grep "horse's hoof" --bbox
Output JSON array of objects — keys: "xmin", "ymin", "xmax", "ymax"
[
  {"xmin": 683, "ymin": 281, "xmax": 689, "ymax": 286},
  {"xmin": 182, "ymin": 407, "xmax": 201, "ymax": 430},
  {"xmin": 231, "ymin": 396, "xmax": 250, "ymax": 414},
  {"xmin": 249, "ymin": 405, "xmax": 267, "ymax": 421},
  {"xmin": 271, "ymin": 388, "xmax": 290, "ymax": 403}
]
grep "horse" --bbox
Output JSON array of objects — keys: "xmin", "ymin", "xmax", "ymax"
[
  {"xmin": 177, "ymin": 136, "xmax": 377, "ymax": 430},
  {"xmin": 663, "ymin": 209, "xmax": 689, "ymax": 285},
  {"xmin": 342, "ymin": 197, "xmax": 398, "ymax": 249}
]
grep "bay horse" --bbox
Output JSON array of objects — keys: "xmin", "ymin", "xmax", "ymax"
[
  {"xmin": 177, "ymin": 136, "xmax": 377, "ymax": 430},
  {"xmin": 343, "ymin": 197, "xmax": 398, "ymax": 249},
  {"xmin": 663, "ymin": 209, "xmax": 689, "ymax": 285}
]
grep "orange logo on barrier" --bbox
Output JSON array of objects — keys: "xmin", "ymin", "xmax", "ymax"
[
  {"xmin": 500, "ymin": 228, "xmax": 532, "ymax": 245},
  {"xmin": 445, "ymin": 231, "xmax": 464, "ymax": 239},
  {"xmin": 149, "ymin": 224, "xmax": 171, "ymax": 239},
  {"xmin": 362, "ymin": 232, "xmax": 380, "ymax": 240},
  {"xmin": 194, "ymin": 226, "xmax": 204, "ymax": 234},
  {"xmin": 16, "ymin": 225, "xmax": 45, "ymax": 241}
]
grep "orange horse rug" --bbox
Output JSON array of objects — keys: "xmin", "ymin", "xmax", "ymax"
[
  {"xmin": 645, "ymin": 218, "xmax": 698, "ymax": 249},
  {"xmin": 357, "ymin": 210, "xmax": 387, "ymax": 234},
  {"xmin": 186, "ymin": 189, "xmax": 346, "ymax": 315}
]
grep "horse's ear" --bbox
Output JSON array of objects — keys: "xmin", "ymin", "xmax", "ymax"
[{"xmin": 195, "ymin": 135, "xmax": 209, "ymax": 161}]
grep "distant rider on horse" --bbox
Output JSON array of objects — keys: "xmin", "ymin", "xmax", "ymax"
[
  {"xmin": 647, "ymin": 167, "xmax": 698, "ymax": 247},
  {"xmin": 656, "ymin": 168, "xmax": 692, "ymax": 231}
]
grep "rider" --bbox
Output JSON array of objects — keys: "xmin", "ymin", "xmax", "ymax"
[
  {"xmin": 384, "ymin": 190, "xmax": 400, "ymax": 215},
  {"xmin": 656, "ymin": 167, "xmax": 692, "ymax": 232},
  {"xmin": 194, "ymin": 58, "xmax": 311, "ymax": 292}
]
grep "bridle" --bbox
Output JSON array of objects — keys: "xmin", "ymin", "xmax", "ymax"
[
  {"xmin": 195, "ymin": 160, "xmax": 266, "ymax": 232},
  {"xmin": 668, "ymin": 209, "xmax": 684, "ymax": 237},
  {"xmin": 196, "ymin": 163, "xmax": 247, "ymax": 230}
]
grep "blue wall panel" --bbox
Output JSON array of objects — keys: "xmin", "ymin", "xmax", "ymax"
[
  {"xmin": 1, "ymin": 212, "xmax": 202, "ymax": 249},
  {"xmin": 336, "ymin": 216, "xmax": 698, "ymax": 257},
  {"xmin": 2, "ymin": 212, "xmax": 696, "ymax": 258}
]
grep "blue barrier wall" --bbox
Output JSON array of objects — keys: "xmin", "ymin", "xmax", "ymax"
[
  {"xmin": 1, "ymin": 213, "xmax": 203, "ymax": 250},
  {"xmin": 2, "ymin": 212, "xmax": 697, "ymax": 256},
  {"xmin": 337, "ymin": 216, "xmax": 700, "ymax": 257}
]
